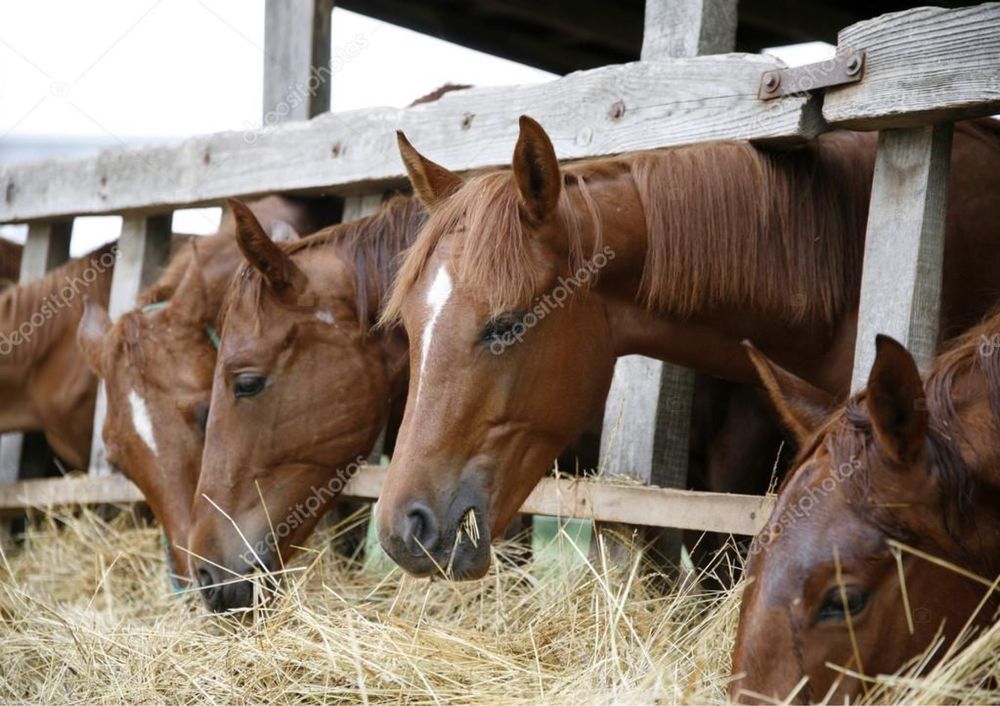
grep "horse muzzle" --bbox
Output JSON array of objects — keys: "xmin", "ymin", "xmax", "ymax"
[
  {"xmin": 379, "ymin": 494, "xmax": 492, "ymax": 580},
  {"xmin": 193, "ymin": 552, "xmax": 280, "ymax": 614}
]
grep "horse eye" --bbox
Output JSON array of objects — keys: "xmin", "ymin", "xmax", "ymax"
[
  {"xmin": 232, "ymin": 373, "xmax": 267, "ymax": 399},
  {"xmin": 817, "ymin": 585, "xmax": 870, "ymax": 621},
  {"xmin": 480, "ymin": 311, "xmax": 525, "ymax": 344}
]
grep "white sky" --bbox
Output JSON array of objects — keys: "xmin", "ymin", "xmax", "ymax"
[{"xmin": 0, "ymin": 1, "xmax": 831, "ymax": 255}]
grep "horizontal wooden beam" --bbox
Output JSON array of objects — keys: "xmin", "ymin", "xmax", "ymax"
[
  {"xmin": 824, "ymin": 3, "xmax": 1000, "ymax": 129},
  {"xmin": 0, "ymin": 467, "xmax": 774, "ymax": 535},
  {"xmin": 0, "ymin": 54, "xmax": 819, "ymax": 223}
]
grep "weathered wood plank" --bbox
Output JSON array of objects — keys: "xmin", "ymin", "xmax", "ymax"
[
  {"xmin": 850, "ymin": 124, "xmax": 953, "ymax": 392},
  {"xmin": 824, "ymin": 4, "xmax": 1000, "ymax": 129},
  {"xmin": 263, "ymin": 0, "xmax": 333, "ymax": 122},
  {"xmin": 89, "ymin": 215, "xmax": 173, "ymax": 476},
  {"xmin": 17, "ymin": 221, "xmax": 72, "ymax": 282},
  {"xmin": 0, "ymin": 469, "xmax": 774, "ymax": 535},
  {"xmin": 643, "ymin": 0, "xmax": 737, "ymax": 58},
  {"xmin": 0, "ymin": 55, "xmax": 820, "ymax": 223}
]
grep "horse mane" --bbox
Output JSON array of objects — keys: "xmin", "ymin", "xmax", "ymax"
[
  {"xmin": 223, "ymin": 194, "xmax": 426, "ymax": 333},
  {"xmin": 0, "ymin": 242, "xmax": 116, "ymax": 365},
  {"xmin": 381, "ymin": 130, "xmax": 875, "ymax": 327}
]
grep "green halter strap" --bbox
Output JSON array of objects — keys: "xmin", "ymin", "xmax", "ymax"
[{"xmin": 141, "ymin": 301, "xmax": 220, "ymax": 351}]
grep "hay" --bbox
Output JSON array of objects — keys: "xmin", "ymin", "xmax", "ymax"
[{"xmin": 0, "ymin": 510, "xmax": 995, "ymax": 705}]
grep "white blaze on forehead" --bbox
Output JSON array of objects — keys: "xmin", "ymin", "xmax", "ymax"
[
  {"xmin": 416, "ymin": 265, "xmax": 453, "ymax": 402},
  {"xmin": 128, "ymin": 389, "xmax": 158, "ymax": 457},
  {"xmin": 314, "ymin": 309, "xmax": 336, "ymax": 325}
]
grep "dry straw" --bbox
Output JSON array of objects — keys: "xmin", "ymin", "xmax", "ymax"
[{"xmin": 0, "ymin": 509, "xmax": 995, "ymax": 704}]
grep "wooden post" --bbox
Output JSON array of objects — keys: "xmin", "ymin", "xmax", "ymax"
[
  {"xmin": 89, "ymin": 215, "xmax": 172, "ymax": 475},
  {"xmin": 642, "ymin": 0, "xmax": 738, "ymax": 59},
  {"xmin": 850, "ymin": 124, "xmax": 953, "ymax": 391},
  {"xmin": 263, "ymin": 0, "xmax": 334, "ymax": 122},
  {"xmin": 597, "ymin": 0, "xmax": 737, "ymax": 570},
  {"xmin": 0, "ymin": 221, "xmax": 72, "ymax": 483}
]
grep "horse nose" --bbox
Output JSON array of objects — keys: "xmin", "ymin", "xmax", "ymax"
[
  {"xmin": 194, "ymin": 561, "xmax": 255, "ymax": 613},
  {"xmin": 402, "ymin": 502, "xmax": 440, "ymax": 556}
]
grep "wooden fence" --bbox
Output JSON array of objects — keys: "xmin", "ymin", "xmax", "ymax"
[{"xmin": 1, "ymin": 1, "xmax": 998, "ymax": 540}]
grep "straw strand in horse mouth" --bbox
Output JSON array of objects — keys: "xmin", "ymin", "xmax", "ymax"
[{"xmin": 444, "ymin": 507, "xmax": 481, "ymax": 577}]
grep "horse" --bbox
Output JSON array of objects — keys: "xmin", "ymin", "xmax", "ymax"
[
  {"xmin": 0, "ymin": 237, "xmax": 21, "ymax": 288},
  {"xmin": 2, "ymin": 242, "xmax": 127, "ymax": 469},
  {"xmin": 187, "ymin": 196, "xmax": 422, "ymax": 612},
  {"xmin": 372, "ymin": 116, "xmax": 1000, "ymax": 579},
  {"xmin": 76, "ymin": 196, "xmax": 332, "ymax": 583},
  {"xmin": 730, "ymin": 324, "xmax": 1000, "ymax": 703}
]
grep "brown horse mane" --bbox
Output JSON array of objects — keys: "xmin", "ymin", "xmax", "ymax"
[
  {"xmin": 381, "ymin": 130, "xmax": 877, "ymax": 327},
  {"xmin": 0, "ymin": 242, "xmax": 116, "ymax": 365},
  {"xmin": 790, "ymin": 306, "xmax": 1000, "ymax": 557},
  {"xmin": 222, "ymin": 194, "xmax": 426, "ymax": 333}
]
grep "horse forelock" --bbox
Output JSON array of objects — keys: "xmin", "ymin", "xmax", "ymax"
[
  {"xmin": 380, "ymin": 169, "xmax": 603, "ymax": 327},
  {"xmin": 222, "ymin": 195, "xmax": 425, "ymax": 337},
  {"xmin": 793, "ymin": 310, "xmax": 1000, "ymax": 557},
  {"xmin": 382, "ymin": 132, "xmax": 875, "ymax": 331}
]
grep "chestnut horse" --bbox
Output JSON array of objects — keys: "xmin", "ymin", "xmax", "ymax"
[
  {"xmin": 187, "ymin": 196, "xmax": 421, "ymax": 611},
  {"xmin": 374, "ymin": 116, "xmax": 1000, "ymax": 579},
  {"xmin": 730, "ymin": 328, "xmax": 1000, "ymax": 703},
  {"xmin": 76, "ymin": 196, "xmax": 330, "ymax": 583},
  {"xmin": 2, "ymin": 242, "xmax": 122, "ymax": 468}
]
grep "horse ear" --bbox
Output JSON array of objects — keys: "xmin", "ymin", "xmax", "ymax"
[
  {"xmin": 396, "ymin": 131, "xmax": 463, "ymax": 208},
  {"xmin": 170, "ymin": 255, "xmax": 210, "ymax": 324},
  {"xmin": 512, "ymin": 115, "xmax": 561, "ymax": 222},
  {"xmin": 77, "ymin": 297, "xmax": 111, "ymax": 376},
  {"xmin": 229, "ymin": 198, "xmax": 307, "ymax": 295},
  {"xmin": 743, "ymin": 340, "xmax": 836, "ymax": 444},
  {"xmin": 268, "ymin": 219, "xmax": 301, "ymax": 243},
  {"xmin": 866, "ymin": 334, "xmax": 928, "ymax": 465}
]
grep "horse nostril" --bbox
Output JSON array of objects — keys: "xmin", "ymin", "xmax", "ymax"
[
  {"xmin": 403, "ymin": 503, "xmax": 439, "ymax": 556},
  {"xmin": 197, "ymin": 567, "xmax": 216, "ymax": 593}
]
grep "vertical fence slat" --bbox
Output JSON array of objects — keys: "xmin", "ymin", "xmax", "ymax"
[
  {"xmin": 850, "ymin": 124, "xmax": 953, "ymax": 391},
  {"xmin": 596, "ymin": 0, "xmax": 736, "ymax": 568},
  {"xmin": 263, "ymin": 0, "xmax": 334, "ymax": 123},
  {"xmin": 642, "ymin": 0, "xmax": 738, "ymax": 59},
  {"xmin": 89, "ymin": 215, "xmax": 172, "ymax": 476}
]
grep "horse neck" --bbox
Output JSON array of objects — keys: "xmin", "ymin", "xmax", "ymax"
[{"xmin": 570, "ymin": 137, "xmax": 872, "ymax": 391}]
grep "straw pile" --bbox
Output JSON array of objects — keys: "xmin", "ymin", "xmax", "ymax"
[{"xmin": 0, "ymin": 509, "xmax": 996, "ymax": 704}]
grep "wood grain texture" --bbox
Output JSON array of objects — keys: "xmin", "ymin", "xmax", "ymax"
[
  {"xmin": 263, "ymin": 0, "xmax": 333, "ymax": 122},
  {"xmin": 0, "ymin": 55, "xmax": 819, "ymax": 223},
  {"xmin": 850, "ymin": 124, "xmax": 953, "ymax": 392},
  {"xmin": 824, "ymin": 3, "xmax": 1000, "ymax": 129},
  {"xmin": 643, "ymin": 0, "xmax": 738, "ymax": 58},
  {"xmin": 0, "ymin": 468, "xmax": 774, "ymax": 535}
]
